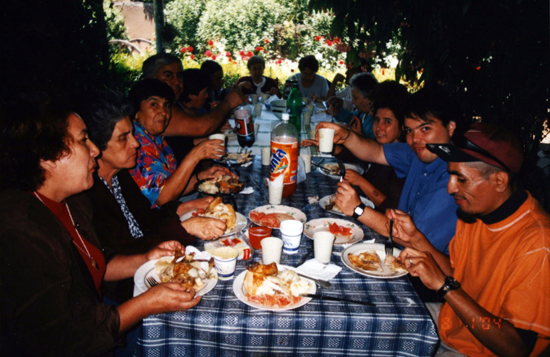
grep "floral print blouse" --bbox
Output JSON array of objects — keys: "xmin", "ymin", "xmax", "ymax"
[{"xmin": 130, "ymin": 120, "xmax": 177, "ymax": 208}]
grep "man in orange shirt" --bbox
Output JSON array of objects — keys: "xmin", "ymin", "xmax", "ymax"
[{"xmin": 387, "ymin": 123, "xmax": 550, "ymax": 356}]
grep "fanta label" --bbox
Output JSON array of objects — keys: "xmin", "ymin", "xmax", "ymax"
[{"xmin": 270, "ymin": 139, "xmax": 298, "ymax": 185}]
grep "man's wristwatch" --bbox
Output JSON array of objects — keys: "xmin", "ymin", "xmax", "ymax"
[
  {"xmin": 352, "ymin": 202, "xmax": 366, "ymax": 219},
  {"xmin": 436, "ymin": 276, "xmax": 461, "ymax": 298}
]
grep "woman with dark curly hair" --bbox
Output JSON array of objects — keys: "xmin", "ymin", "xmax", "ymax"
[
  {"xmin": 0, "ymin": 95, "xmax": 200, "ymax": 356},
  {"xmin": 285, "ymin": 55, "xmax": 329, "ymax": 99}
]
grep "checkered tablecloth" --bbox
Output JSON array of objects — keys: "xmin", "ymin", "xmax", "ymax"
[{"xmin": 136, "ymin": 156, "xmax": 439, "ymax": 357}]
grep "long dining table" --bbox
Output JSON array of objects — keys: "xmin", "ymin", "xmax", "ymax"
[{"xmin": 134, "ymin": 152, "xmax": 440, "ymax": 356}]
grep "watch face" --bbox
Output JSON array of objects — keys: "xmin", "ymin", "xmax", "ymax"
[{"xmin": 355, "ymin": 206, "xmax": 364, "ymax": 215}]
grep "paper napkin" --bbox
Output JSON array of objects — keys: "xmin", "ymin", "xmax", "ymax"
[{"xmin": 295, "ymin": 259, "xmax": 342, "ymax": 281}]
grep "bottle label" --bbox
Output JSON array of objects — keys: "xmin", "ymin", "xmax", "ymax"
[
  {"xmin": 234, "ymin": 108, "xmax": 253, "ymax": 136},
  {"xmin": 270, "ymin": 140, "xmax": 298, "ymax": 185}
]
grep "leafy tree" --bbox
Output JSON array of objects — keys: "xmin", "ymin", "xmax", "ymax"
[{"xmin": 164, "ymin": 0, "xmax": 208, "ymax": 51}]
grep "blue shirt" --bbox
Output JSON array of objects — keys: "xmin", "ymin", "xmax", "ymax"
[
  {"xmin": 384, "ymin": 142, "xmax": 458, "ymax": 254},
  {"xmin": 334, "ymin": 110, "xmax": 375, "ymax": 140}
]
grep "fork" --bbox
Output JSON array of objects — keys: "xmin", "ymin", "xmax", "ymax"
[
  {"xmin": 146, "ymin": 277, "xmax": 159, "ymax": 287},
  {"xmin": 385, "ymin": 219, "xmax": 394, "ymax": 257}
]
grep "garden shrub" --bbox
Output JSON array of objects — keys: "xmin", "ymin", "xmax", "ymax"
[
  {"xmin": 165, "ymin": 0, "xmax": 207, "ymax": 51},
  {"xmin": 103, "ymin": 0, "xmax": 128, "ymax": 40}
]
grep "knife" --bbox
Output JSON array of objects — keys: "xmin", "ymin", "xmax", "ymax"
[
  {"xmin": 296, "ymin": 248, "xmax": 313, "ymax": 267},
  {"xmin": 337, "ymin": 160, "xmax": 346, "ymax": 182},
  {"xmin": 301, "ymin": 294, "xmax": 376, "ymax": 307}
]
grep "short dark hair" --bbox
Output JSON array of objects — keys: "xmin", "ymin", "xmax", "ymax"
[
  {"xmin": 128, "ymin": 79, "xmax": 175, "ymax": 117},
  {"xmin": 81, "ymin": 90, "xmax": 134, "ymax": 151},
  {"xmin": 349, "ymin": 73, "xmax": 378, "ymax": 98},
  {"xmin": 405, "ymin": 85, "xmax": 462, "ymax": 130},
  {"xmin": 247, "ymin": 56, "xmax": 265, "ymax": 70},
  {"xmin": 369, "ymin": 81, "xmax": 410, "ymax": 127},
  {"xmin": 181, "ymin": 69, "xmax": 212, "ymax": 103},
  {"xmin": 142, "ymin": 53, "xmax": 182, "ymax": 79},
  {"xmin": 298, "ymin": 55, "xmax": 319, "ymax": 73},
  {"xmin": 200, "ymin": 60, "xmax": 222, "ymax": 75},
  {"xmin": 0, "ymin": 94, "xmax": 73, "ymax": 191}
]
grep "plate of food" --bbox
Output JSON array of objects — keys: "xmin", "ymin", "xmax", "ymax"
[
  {"xmin": 134, "ymin": 252, "xmax": 218, "ymax": 295},
  {"xmin": 180, "ymin": 197, "xmax": 247, "ymax": 237},
  {"xmin": 196, "ymin": 175, "xmax": 244, "ymax": 195},
  {"xmin": 318, "ymin": 163, "xmax": 364, "ymax": 179},
  {"xmin": 304, "ymin": 218, "xmax": 364, "ymax": 245},
  {"xmin": 248, "ymin": 205, "xmax": 307, "ymax": 229},
  {"xmin": 220, "ymin": 151, "xmax": 253, "ymax": 164},
  {"xmin": 319, "ymin": 195, "xmax": 375, "ymax": 217},
  {"xmin": 233, "ymin": 262, "xmax": 316, "ymax": 311},
  {"xmin": 342, "ymin": 243, "xmax": 408, "ymax": 279}
]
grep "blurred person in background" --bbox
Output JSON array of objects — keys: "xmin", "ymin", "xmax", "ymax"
[{"xmin": 236, "ymin": 55, "xmax": 280, "ymax": 97}]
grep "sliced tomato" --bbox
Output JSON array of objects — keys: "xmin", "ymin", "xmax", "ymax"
[{"xmin": 328, "ymin": 222, "xmax": 352, "ymax": 236}]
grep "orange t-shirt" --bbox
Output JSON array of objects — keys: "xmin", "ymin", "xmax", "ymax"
[{"xmin": 439, "ymin": 192, "xmax": 550, "ymax": 356}]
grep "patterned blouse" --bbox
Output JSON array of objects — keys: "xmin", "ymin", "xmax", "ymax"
[
  {"xmin": 130, "ymin": 120, "xmax": 177, "ymax": 208},
  {"xmin": 99, "ymin": 175, "xmax": 144, "ymax": 239}
]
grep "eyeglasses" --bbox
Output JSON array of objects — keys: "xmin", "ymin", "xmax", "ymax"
[{"xmin": 452, "ymin": 134, "xmax": 511, "ymax": 172}]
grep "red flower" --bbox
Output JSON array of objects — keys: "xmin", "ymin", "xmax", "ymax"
[
  {"xmin": 338, "ymin": 60, "xmax": 344, "ymax": 65},
  {"xmin": 382, "ymin": 69, "xmax": 385, "ymax": 75},
  {"xmin": 255, "ymin": 46, "xmax": 264, "ymax": 52},
  {"xmin": 226, "ymin": 51, "xmax": 231, "ymax": 57},
  {"xmin": 264, "ymin": 50, "xmax": 267, "ymax": 54},
  {"xmin": 212, "ymin": 55, "xmax": 217, "ymax": 60},
  {"xmin": 333, "ymin": 37, "xmax": 341, "ymax": 44},
  {"xmin": 265, "ymin": 39, "xmax": 270, "ymax": 44},
  {"xmin": 208, "ymin": 40, "xmax": 214, "ymax": 46},
  {"xmin": 239, "ymin": 50, "xmax": 245, "ymax": 56},
  {"xmin": 275, "ymin": 59, "xmax": 282, "ymax": 65},
  {"xmin": 247, "ymin": 51, "xmax": 253, "ymax": 57},
  {"xmin": 205, "ymin": 50, "xmax": 212, "ymax": 57},
  {"xmin": 228, "ymin": 57, "xmax": 232, "ymax": 62},
  {"xmin": 325, "ymin": 40, "xmax": 333, "ymax": 46},
  {"xmin": 188, "ymin": 46, "xmax": 193, "ymax": 52},
  {"xmin": 190, "ymin": 54, "xmax": 195, "ymax": 60},
  {"xmin": 315, "ymin": 36, "xmax": 321, "ymax": 41},
  {"xmin": 180, "ymin": 47, "xmax": 187, "ymax": 53},
  {"xmin": 476, "ymin": 66, "xmax": 481, "ymax": 70},
  {"xmin": 233, "ymin": 61, "xmax": 237, "ymax": 64}
]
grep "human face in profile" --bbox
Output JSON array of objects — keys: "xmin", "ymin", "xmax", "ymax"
[
  {"xmin": 99, "ymin": 116, "xmax": 140, "ymax": 173},
  {"xmin": 351, "ymin": 87, "xmax": 371, "ymax": 114},
  {"xmin": 155, "ymin": 62, "xmax": 184, "ymax": 100},
  {"xmin": 404, "ymin": 115, "xmax": 455, "ymax": 163}
]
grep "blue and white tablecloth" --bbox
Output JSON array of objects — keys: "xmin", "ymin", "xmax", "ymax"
[{"xmin": 136, "ymin": 156, "xmax": 439, "ymax": 357}]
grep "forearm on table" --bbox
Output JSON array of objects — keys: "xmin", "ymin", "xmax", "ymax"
[
  {"xmin": 358, "ymin": 208, "xmax": 389, "ymax": 237},
  {"xmin": 357, "ymin": 179, "xmax": 387, "ymax": 207},
  {"xmin": 156, "ymin": 157, "xmax": 198, "ymax": 205},
  {"xmin": 343, "ymin": 132, "xmax": 387, "ymax": 165},
  {"xmin": 104, "ymin": 254, "xmax": 148, "ymax": 281},
  {"xmin": 443, "ymin": 289, "xmax": 533, "ymax": 357},
  {"xmin": 164, "ymin": 103, "xmax": 230, "ymax": 137}
]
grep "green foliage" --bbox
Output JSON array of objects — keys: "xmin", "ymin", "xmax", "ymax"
[
  {"xmin": 103, "ymin": 0, "xmax": 128, "ymax": 40},
  {"xmin": 164, "ymin": 0, "xmax": 207, "ymax": 50},
  {"xmin": 194, "ymin": 0, "xmax": 291, "ymax": 54}
]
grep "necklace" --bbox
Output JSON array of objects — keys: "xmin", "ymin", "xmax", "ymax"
[{"xmin": 33, "ymin": 192, "xmax": 100, "ymax": 271}]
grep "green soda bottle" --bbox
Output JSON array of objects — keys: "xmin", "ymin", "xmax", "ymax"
[{"xmin": 286, "ymin": 88, "xmax": 302, "ymax": 138}]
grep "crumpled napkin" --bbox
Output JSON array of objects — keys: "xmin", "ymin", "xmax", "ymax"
[
  {"xmin": 241, "ymin": 161, "xmax": 253, "ymax": 168},
  {"xmin": 295, "ymin": 259, "xmax": 342, "ymax": 281},
  {"xmin": 240, "ymin": 187, "xmax": 254, "ymax": 194},
  {"xmin": 264, "ymin": 94, "xmax": 280, "ymax": 105},
  {"xmin": 185, "ymin": 246, "xmax": 211, "ymax": 260},
  {"xmin": 308, "ymin": 196, "xmax": 319, "ymax": 204},
  {"xmin": 331, "ymin": 238, "xmax": 375, "ymax": 257}
]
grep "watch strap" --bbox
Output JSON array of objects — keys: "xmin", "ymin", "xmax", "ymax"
[
  {"xmin": 436, "ymin": 276, "xmax": 461, "ymax": 298},
  {"xmin": 352, "ymin": 202, "xmax": 366, "ymax": 219}
]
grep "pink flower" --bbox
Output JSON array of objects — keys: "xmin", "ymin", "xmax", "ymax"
[
  {"xmin": 325, "ymin": 40, "xmax": 333, "ymax": 46},
  {"xmin": 180, "ymin": 47, "xmax": 187, "ymax": 53},
  {"xmin": 226, "ymin": 51, "xmax": 231, "ymax": 57},
  {"xmin": 247, "ymin": 51, "xmax": 253, "ymax": 57},
  {"xmin": 265, "ymin": 39, "xmax": 270, "ymax": 44},
  {"xmin": 243, "ymin": 56, "xmax": 249, "ymax": 61},
  {"xmin": 208, "ymin": 40, "xmax": 214, "ymax": 46},
  {"xmin": 275, "ymin": 59, "xmax": 282, "ymax": 65},
  {"xmin": 205, "ymin": 50, "xmax": 212, "ymax": 57},
  {"xmin": 190, "ymin": 54, "xmax": 195, "ymax": 60},
  {"xmin": 188, "ymin": 46, "xmax": 194, "ymax": 52},
  {"xmin": 212, "ymin": 55, "xmax": 217, "ymax": 60},
  {"xmin": 315, "ymin": 36, "xmax": 321, "ymax": 41}
]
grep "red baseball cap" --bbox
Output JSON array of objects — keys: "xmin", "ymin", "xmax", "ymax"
[{"xmin": 427, "ymin": 122, "xmax": 524, "ymax": 173}]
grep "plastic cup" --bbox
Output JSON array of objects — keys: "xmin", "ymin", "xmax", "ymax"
[
  {"xmin": 303, "ymin": 112, "xmax": 312, "ymax": 127},
  {"xmin": 250, "ymin": 94, "xmax": 258, "ymax": 105},
  {"xmin": 268, "ymin": 175, "xmax": 284, "ymax": 204},
  {"xmin": 280, "ymin": 220, "xmax": 303, "ymax": 254},
  {"xmin": 307, "ymin": 102, "xmax": 315, "ymax": 114},
  {"xmin": 261, "ymin": 93, "xmax": 269, "ymax": 102},
  {"xmin": 261, "ymin": 147, "xmax": 271, "ymax": 166},
  {"xmin": 300, "ymin": 153, "xmax": 311, "ymax": 173},
  {"xmin": 254, "ymin": 123, "xmax": 259, "ymax": 138},
  {"xmin": 210, "ymin": 247, "xmax": 239, "ymax": 280},
  {"xmin": 248, "ymin": 226, "xmax": 272, "ymax": 250},
  {"xmin": 254, "ymin": 103, "xmax": 262, "ymax": 118},
  {"xmin": 318, "ymin": 128, "xmax": 335, "ymax": 154},
  {"xmin": 261, "ymin": 237, "xmax": 283, "ymax": 264},
  {"xmin": 208, "ymin": 133, "xmax": 226, "ymax": 147},
  {"xmin": 313, "ymin": 231, "xmax": 335, "ymax": 263}
]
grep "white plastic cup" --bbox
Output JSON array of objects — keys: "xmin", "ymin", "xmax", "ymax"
[
  {"xmin": 303, "ymin": 112, "xmax": 312, "ymax": 127},
  {"xmin": 313, "ymin": 231, "xmax": 335, "ymax": 263},
  {"xmin": 208, "ymin": 133, "xmax": 226, "ymax": 147},
  {"xmin": 280, "ymin": 220, "xmax": 303, "ymax": 254},
  {"xmin": 254, "ymin": 123, "xmax": 259, "ymax": 137},
  {"xmin": 250, "ymin": 94, "xmax": 259, "ymax": 105},
  {"xmin": 268, "ymin": 175, "xmax": 284, "ymax": 204},
  {"xmin": 318, "ymin": 128, "xmax": 335, "ymax": 154},
  {"xmin": 211, "ymin": 247, "xmax": 239, "ymax": 280},
  {"xmin": 261, "ymin": 93, "xmax": 269, "ymax": 102},
  {"xmin": 300, "ymin": 153, "xmax": 311, "ymax": 173},
  {"xmin": 261, "ymin": 147, "xmax": 271, "ymax": 166},
  {"xmin": 254, "ymin": 103, "xmax": 262, "ymax": 118},
  {"xmin": 261, "ymin": 237, "xmax": 283, "ymax": 264},
  {"xmin": 307, "ymin": 102, "xmax": 315, "ymax": 114}
]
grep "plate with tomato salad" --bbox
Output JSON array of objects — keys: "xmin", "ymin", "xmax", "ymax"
[
  {"xmin": 248, "ymin": 205, "xmax": 307, "ymax": 229},
  {"xmin": 304, "ymin": 218, "xmax": 364, "ymax": 245}
]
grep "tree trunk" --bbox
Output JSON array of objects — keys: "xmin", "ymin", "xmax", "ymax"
[{"xmin": 153, "ymin": 0, "xmax": 164, "ymax": 53}]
